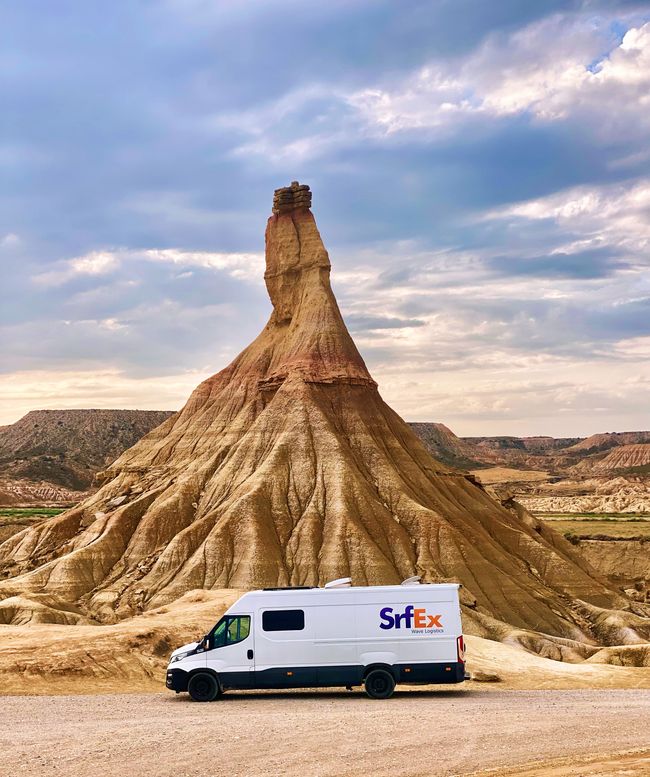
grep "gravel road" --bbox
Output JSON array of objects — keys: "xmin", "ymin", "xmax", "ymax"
[{"xmin": 1, "ymin": 688, "xmax": 649, "ymax": 777}]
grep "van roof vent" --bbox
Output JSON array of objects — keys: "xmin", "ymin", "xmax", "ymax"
[
  {"xmin": 401, "ymin": 575, "xmax": 422, "ymax": 586},
  {"xmin": 324, "ymin": 577, "xmax": 352, "ymax": 589}
]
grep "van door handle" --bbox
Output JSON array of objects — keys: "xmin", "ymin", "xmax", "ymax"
[{"xmin": 247, "ymin": 649, "xmax": 254, "ymax": 660}]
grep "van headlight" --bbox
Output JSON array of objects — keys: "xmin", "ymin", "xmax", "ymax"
[{"xmin": 169, "ymin": 651, "xmax": 191, "ymax": 664}]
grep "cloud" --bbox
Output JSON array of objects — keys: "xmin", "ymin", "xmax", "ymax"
[
  {"xmin": 489, "ymin": 180, "xmax": 650, "ymax": 258},
  {"xmin": 346, "ymin": 17, "xmax": 650, "ymax": 143},
  {"xmin": 140, "ymin": 248, "xmax": 264, "ymax": 281},
  {"xmin": 1, "ymin": 233, "xmax": 20, "ymax": 247},
  {"xmin": 2, "ymin": 1, "xmax": 650, "ymax": 435},
  {"xmin": 345, "ymin": 314, "xmax": 426, "ymax": 332},
  {"xmin": 486, "ymin": 249, "xmax": 629, "ymax": 279},
  {"xmin": 0, "ymin": 368, "xmax": 195, "ymax": 422},
  {"xmin": 34, "ymin": 251, "xmax": 120, "ymax": 286},
  {"xmin": 32, "ymin": 248, "xmax": 265, "ymax": 287}
]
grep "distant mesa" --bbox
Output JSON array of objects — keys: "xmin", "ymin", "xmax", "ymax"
[
  {"xmin": 0, "ymin": 183, "xmax": 648, "ymax": 665},
  {"xmin": 0, "ymin": 409, "xmax": 174, "ymax": 504},
  {"xmin": 566, "ymin": 431, "xmax": 650, "ymax": 455}
]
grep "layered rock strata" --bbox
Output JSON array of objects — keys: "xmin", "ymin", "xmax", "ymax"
[{"xmin": 272, "ymin": 181, "xmax": 312, "ymax": 214}]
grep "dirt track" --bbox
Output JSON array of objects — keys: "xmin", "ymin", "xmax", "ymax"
[{"xmin": 1, "ymin": 688, "xmax": 649, "ymax": 777}]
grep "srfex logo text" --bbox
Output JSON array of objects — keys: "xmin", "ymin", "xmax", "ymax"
[{"xmin": 379, "ymin": 605, "xmax": 443, "ymax": 631}]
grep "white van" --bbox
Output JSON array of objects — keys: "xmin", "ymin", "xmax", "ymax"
[{"xmin": 166, "ymin": 578, "xmax": 467, "ymax": 700}]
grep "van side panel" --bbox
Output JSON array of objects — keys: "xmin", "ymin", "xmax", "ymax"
[
  {"xmin": 253, "ymin": 602, "xmax": 316, "ymax": 687},
  {"xmin": 312, "ymin": 600, "xmax": 360, "ymax": 667},
  {"xmin": 355, "ymin": 596, "xmax": 462, "ymax": 667}
]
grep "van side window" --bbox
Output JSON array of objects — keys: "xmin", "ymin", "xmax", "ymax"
[
  {"xmin": 262, "ymin": 609, "xmax": 305, "ymax": 631},
  {"xmin": 227, "ymin": 615, "xmax": 250, "ymax": 644},
  {"xmin": 210, "ymin": 615, "xmax": 251, "ymax": 648}
]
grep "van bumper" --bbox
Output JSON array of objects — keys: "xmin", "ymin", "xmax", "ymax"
[
  {"xmin": 395, "ymin": 661, "xmax": 467, "ymax": 684},
  {"xmin": 166, "ymin": 668, "xmax": 189, "ymax": 692}
]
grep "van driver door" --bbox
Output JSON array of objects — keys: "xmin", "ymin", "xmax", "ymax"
[{"xmin": 204, "ymin": 614, "xmax": 254, "ymax": 688}]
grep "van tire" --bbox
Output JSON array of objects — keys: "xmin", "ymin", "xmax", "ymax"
[
  {"xmin": 188, "ymin": 672, "xmax": 220, "ymax": 702},
  {"xmin": 364, "ymin": 669, "xmax": 395, "ymax": 699}
]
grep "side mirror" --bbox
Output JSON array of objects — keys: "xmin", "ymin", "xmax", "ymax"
[{"xmin": 201, "ymin": 635, "xmax": 210, "ymax": 651}]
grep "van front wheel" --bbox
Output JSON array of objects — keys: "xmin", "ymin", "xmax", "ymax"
[
  {"xmin": 188, "ymin": 672, "xmax": 220, "ymax": 702},
  {"xmin": 364, "ymin": 669, "xmax": 395, "ymax": 699}
]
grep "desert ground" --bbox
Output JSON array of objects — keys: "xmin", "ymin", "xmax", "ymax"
[
  {"xmin": 1, "ymin": 591, "xmax": 649, "ymax": 777},
  {"xmin": 1, "ymin": 689, "xmax": 648, "ymax": 777}
]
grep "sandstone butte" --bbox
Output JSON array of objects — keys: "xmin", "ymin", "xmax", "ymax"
[{"xmin": 0, "ymin": 182, "xmax": 648, "ymax": 663}]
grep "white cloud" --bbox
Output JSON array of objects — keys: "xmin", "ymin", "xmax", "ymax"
[
  {"xmin": 0, "ymin": 369, "xmax": 198, "ymax": 425},
  {"xmin": 1, "ymin": 232, "xmax": 20, "ymax": 247},
  {"xmin": 32, "ymin": 247, "xmax": 265, "ymax": 287},
  {"xmin": 139, "ymin": 248, "xmax": 264, "ymax": 281},
  {"xmin": 33, "ymin": 251, "xmax": 120, "ymax": 286},
  {"xmin": 376, "ymin": 356, "xmax": 650, "ymax": 436},
  {"xmin": 214, "ymin": 83, "xmax": 352, "ymax": 164},
  {"xmin": 346, "ymin": 18, "xmax": 650, "ymax": 139},
  {"xmin": 348, "ymin": 70, "xmax": 470, "ymax": 134},
  {"xmin": 7, "ymin": 9, "xmax": 650, "ymax": 437},
  {"xmin": 190, "ymin": 14, "xmax": 650, "ymax": 162},
  {"xmin": 71, "ymin": 251, "xmax": 119, "ymax": 275},
  {"xmin": 489, "ymin": 180, "xmax": 650, "ymax": 261}
]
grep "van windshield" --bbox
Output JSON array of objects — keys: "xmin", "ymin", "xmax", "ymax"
[{"xmin": 210, "ymin": 615, "xmax": 251, "ymax": 649}]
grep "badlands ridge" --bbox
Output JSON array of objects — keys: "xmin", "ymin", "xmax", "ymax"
[{"xmin": 0, "ymin": 183, "xmax": 648, "ymax": 673}]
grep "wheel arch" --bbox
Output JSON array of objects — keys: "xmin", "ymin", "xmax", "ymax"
[
  {"xmin": 363, "ymin": 663, "xmax": 397, "ymax": 681},
  {"xmin": 187, "ymin": 666, "xmax": 221, "ymax": 690}
]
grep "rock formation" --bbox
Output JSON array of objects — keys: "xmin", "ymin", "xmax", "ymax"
[
  {"xmin": 578, "ymin": 444, "xmax": 650, "ymax": 474},
  {"xmin": 518, "ymin": 476, "xmax": 650, "ymax": 515},
  {"xmin": 567, "ymin": 431, "xmax": 650, "ymax": 455},
  {"xmin": 0, "ymin": 183, "xmax": 648, "ymax": 659},
  {"xmin": 408, "ymin": 422, "xmax": 484, "ymax": 470}
]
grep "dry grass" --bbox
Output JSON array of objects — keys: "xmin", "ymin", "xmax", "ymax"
[{"xmin": 540, "ymin": 515, "xmax": 650, "ymax": 539}]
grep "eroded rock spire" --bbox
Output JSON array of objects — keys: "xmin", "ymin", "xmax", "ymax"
[{"xmin": 0, "ymin": 182, "xmax": 644, "ymax": 668}]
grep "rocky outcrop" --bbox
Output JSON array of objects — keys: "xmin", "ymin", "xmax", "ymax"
[
  {"xmin": 583, "ymin": 444, "xmax": 650, "ymax": 474},
  {"xmin": 272, "ymin": 181, "xmax": 312, "ymax": 214},
  {"xmin": 566, "ymin": 432, "xmax": 650, "ymax": 455},
  {"xmin": 0, "ymin": 480, "xmax": 88, "ymax": 508},
  {"xmin": 408, "ymin": 423, "xmax": 484, "ymax": 469},
  {"xmin": 458, "ymin": 432, "xmax": 650, "ymax": 475},
  {"xmin": 0, "ymin": 183, "xmax": 647, "ymax": 662},
  {"xmin": 518, "ymin": 476, "xmax": 650, "ymax": 514}
]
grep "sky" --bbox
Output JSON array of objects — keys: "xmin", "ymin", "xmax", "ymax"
[{"xmin": 1, "ymin": 0, "xmax": 650, "ymax": 436}]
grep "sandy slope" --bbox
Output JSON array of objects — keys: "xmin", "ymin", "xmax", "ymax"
[{"xmin": 0, "ymin": 690, "xmax": 648, "ymax": 777}]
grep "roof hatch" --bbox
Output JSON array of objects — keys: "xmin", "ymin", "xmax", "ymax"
[{"xmin": 324, "ymin": 577, "xmax": 352, "ymax": 589}]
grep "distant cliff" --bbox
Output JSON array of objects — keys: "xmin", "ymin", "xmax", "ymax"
[{"xmin": 0, "ymin": 409, "xmax": 174, "ymax": 497}]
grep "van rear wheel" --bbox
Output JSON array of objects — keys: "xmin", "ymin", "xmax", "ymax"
[
  {"xmin": 364, "ymin": 669, "xmax": 395, "ymax": 699},
  {"xmin": 188, "ymin": 672, "xmax": 219, "ymax": 702}
]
